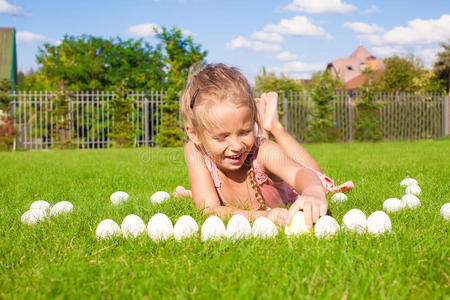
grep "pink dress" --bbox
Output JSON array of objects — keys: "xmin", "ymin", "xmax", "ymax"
[{"xmin": 203, "ymin": 137, "xmax": 298, "ymax": 209}]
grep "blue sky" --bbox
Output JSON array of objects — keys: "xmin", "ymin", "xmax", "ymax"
[{"xmin": 1, "ymin": 0, "xmax": 449, "ymax": 82}]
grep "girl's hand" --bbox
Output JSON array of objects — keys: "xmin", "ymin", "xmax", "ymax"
[
  {"xmin": 266, "ymin": 207, "xmax": 289, "ymax": 227},
  {"xmin": 287, "ymin": 195, "xmax": 328, "ymax": 229}
]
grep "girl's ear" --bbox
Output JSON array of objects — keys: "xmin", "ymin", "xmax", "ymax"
[{"xmin": 185, "ymin": 124, "xmax": 201, "ymax": 144}]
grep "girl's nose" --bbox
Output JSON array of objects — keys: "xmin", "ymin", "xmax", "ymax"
[{"xmin": 229, "ymin": 136, "xmax": 243, "ymax": 151}]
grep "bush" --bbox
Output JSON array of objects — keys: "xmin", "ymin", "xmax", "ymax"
[
  {"xmin": 155, "ymin": 89, "xmax": 185, "ymax": 147},
  {"xmin": 305, "ymin": 71, "xmax": 342, "ymax": 142},
  {"xmin": 353, "ymin": 70, "xmax": 383, "ymax": 142},
  {"xmin": 0, "ymin": 79, "xmax": 15, "ymax": 150},
  {"xmin": 109, "ymin": 83, "xmax": 135, "ymax": 148}
]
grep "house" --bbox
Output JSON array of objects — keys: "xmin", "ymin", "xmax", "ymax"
[
  {"xmin": 0, "ymin": 28, "xmax": 18, "ymax": 87},
  {"xmin": 326, "ymin": 45, "xmax": 384, "ymax": 90}
]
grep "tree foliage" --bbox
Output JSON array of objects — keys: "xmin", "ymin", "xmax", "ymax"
[
  {"xmin": 0, "ymin": 79, "xmax": 15, "ymax": 150},
  {"xmin": 156, "ymin": 27, "xmax": 208, "ymax": 91},
  {"xmin": 433, "ymin": 40, "xmax": 450, "ymax": 93},
  {"xmin": 254, "ymin": 67, "xmax": 305, "ymax": 95},
  {"xmin": 154, "ymin": 27, "xmax": 207, "ymax": 146},
  {"xmin": 353, "ymin": 69, "xmax": 382, "ymax": 141},
  {"xmin": 378, "ymin": 55, "xmax": 422, "ymax": 93},
  {"xmin": 109, "ymin": 82, "xmax": 135, "ymax": 148},
  {"xmin": 305, "ymin": 71, "xmax": 343, "ymax": 142},
  {"xmin": 20, "ymin": 35, "xmax": 166, "ymax": 91}
]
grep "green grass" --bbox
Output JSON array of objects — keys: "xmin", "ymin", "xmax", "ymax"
[{"xmin": 0, "ymin": 140, "xmax": 449, "ymax": 299}]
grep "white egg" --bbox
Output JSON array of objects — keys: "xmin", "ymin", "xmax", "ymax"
[
  {"xmin": 367, "ymin": 211, "xmax": 392, "ymax": 235},
  {"xmin": 30, "ymin": 200, "xmax": 52, "ymax": 212},
  {"xmin": 400, "ymin": 177, "xmax": 418, "ymax": 187},
  {"xmin": 314, "ymin": 215, "xmax": 340, "ymax": 238},
  {"xmin": 96, "ymin": 219, "xmax": 121, "ymax": 240},
  {"xmin": 440, "ymin": 203, "xmax": 450, "ymax": 220},
  {"xmin": 150, "ymin": 191, "xmax": 170, "ymax": 203},
  {"xmin": 201, "ymin": 216, "xmax": 226, "ymax": 241},
  {"xmin": 342, "ymin": 209, "xmax": 367, "ymax": 234},
  {"xmin": 226, "ymin": 214, "xmax": 252, "ymax": 239},
  {"xmin": 174, "ymin": 215, "xmax": 199, "ymax": 240},
  {"xmin": 110, "ymin": 191, "xmax": 129, "ymax": 206},
  {"xmin": 21, "ymin": 209, "xmax": 48, "ymax": 225},
  {"xmin": 401, "ymin": 194, "xmax": 421, "ymax": 209},
  {"xmin": 331, "ymin": 192, "xmax": 348, "ymax": 203},
  {"xmin": 383, "ymin": 198, "xmax": 405, "ymax": 213},
  {"xmin": 121, "ymin": 214, "xmax": 146, "ymax": 238},
  {"xmin": 49, "ymin": 201, "xmax": 74, "ymax": 217},
  {"xmin": 405, "ymin": 184, "xmax": 421, "ymax": 196},
  {"xmin": 147, "ymin": 213, "xmax": 174, "ymax": 241},
  {"xmin": 251, "ymin": 217, "xmax": 278, "ymax": 239},
  {"xmin": 285, "ymin": 211, "xmax": 312, "ymax": 236}
]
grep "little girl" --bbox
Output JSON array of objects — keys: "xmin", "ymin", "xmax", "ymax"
[{"xmin": 177, "ymin": 63, "xmax": 352, "ymax": 228}]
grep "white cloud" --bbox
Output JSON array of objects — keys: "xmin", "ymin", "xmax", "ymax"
[
  {"xmin": 251, "ymin": 31, "xmax": 284, "ymax": 43},
  {"xmin": 361, "ymin": 5, "xmax": 379, "ymax": 15},
  {"xmin": 343, "ymin": 22, "xmax": 383, "ymax": 34},
  {"xmin": 181, "ymin": 29, "xmax": 195, "ymax": 36},
  {"xmin": 371, "ymin": 46, "xmax": 404, "ymax": 57},
  {"xmin": 0, "ymin": 0, "xmax": 28, "ymax": 16},
  {"xmin": 226, "ymin": 36, "xmax": 281, "ymax": 52},
  {"xmin": 264, "ymin": 16, "xmax": 332, "ymax": 39},
  {"xmin": 127, "ymin": 23, "xmax": 162, "ymax": 37},
  {"xmin": 414, "ymin": 48, "xmax": 440, "ymax": 67},
  {"xmin": 381, "ymin": 14, "xmax": 450, "ymax": 45},
  {"xmin": 16, "ymin": 31, "xmax": 48, "ymax": 44},
  {"xmin": 284, "ymin": 0, "xmax": 356, "ymax": 14},
  {"xmin": 275, "ymin": 51, "xmax": 302, "ymax": 61},
  {"xmin": 270, "ymin": 60, "xmax": 324, "ymax": 74}
]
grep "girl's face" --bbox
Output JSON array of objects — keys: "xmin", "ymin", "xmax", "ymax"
[{"xmin": 200, "ymin": 103, "xmax": 255, "ymax": 172}]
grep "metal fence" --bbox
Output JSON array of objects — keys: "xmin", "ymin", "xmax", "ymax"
[
  {"xmin": 7, "ymin": 90, "xmax": 449, "ymax": 150},
  {"xmin": 11, "ymin": 90, "xmax": 167, "ymax": 150},
  {"xmin": 283, "ymin": 92, "xmax": 448, "ymax": 142}
]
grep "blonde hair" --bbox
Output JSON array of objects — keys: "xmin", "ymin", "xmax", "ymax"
[{"xmin": 181, "ymin": 63, "xmax": 266, "ymax": 210}]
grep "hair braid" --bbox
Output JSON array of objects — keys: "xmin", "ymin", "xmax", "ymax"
[{"xmin": 247, "ymin": 165, "xmax": 266, "ymax": 211}]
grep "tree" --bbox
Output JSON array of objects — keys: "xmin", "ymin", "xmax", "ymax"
[
  {"xmin": 156, "ymin": 26, "xmax": 208, "ymax": 90},
  {"xmin": 254, "ymin": 67, "xmax": 305, "ymax": 95},
  {"xmin": 378, "ymin": 55, "xmax": 422, "ymax": 93},
  {"xmin": 154, "ymin": 27, "xmax": 207, "ymax": 147},
  {"xmin": 304, "ymin": 71, "xmax": 343, "ymax": 142},
  {"xmin": 21, "ymin": 35, "xmax": 166, "ymax": 91},
  {"xmin": 433, "ymin": 40, "xmax": 450, "ymax": 93},
  {"xmin": 353, "ymin": 69, "xmax": 383, "ymax": 141}
]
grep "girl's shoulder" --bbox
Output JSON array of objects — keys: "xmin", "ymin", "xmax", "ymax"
[{"xmin": 253, "ymin": 137, "xmax": 283, "ymax": 181}]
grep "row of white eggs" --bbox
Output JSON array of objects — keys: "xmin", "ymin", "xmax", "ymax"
[
  {"xmin": 21, "ymin": 200, "xmax": 74, "ymax": 225},
  {"xmin": 110, "ymin": 191, "xmax": 170, "ymax": 206},
  {"xmin": 96, "ymin": 208, "xmax": 395, "ymax": 242}
]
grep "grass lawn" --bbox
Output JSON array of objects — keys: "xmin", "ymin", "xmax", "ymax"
[{"xmin": 0, "ymin": 139, "xmax": 449, "ymax": 299}]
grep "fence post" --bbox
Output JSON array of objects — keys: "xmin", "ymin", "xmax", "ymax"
[
  {"xmin": 282, "ymin": 91, "xmax": 288, "ymax": 132},
  {"xmin": 348, "ymin": 94, "xmax": 353, "ymax": 141},
  {"xmin": 445, "ymin": 95, "xmax": 449, "ymax": 136}
]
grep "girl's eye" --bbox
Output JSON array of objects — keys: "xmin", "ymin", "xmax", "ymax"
[
  {"xmin": 214, "ymin": 136, "xmax": 226, "ymax": 141},
  {"xmin": 239, "ymin": 130, "xmax": 252, "ymax": 136}
]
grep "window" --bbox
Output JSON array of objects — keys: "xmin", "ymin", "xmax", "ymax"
[{"xmin": 347, "ymin": 65, "xmax": 353, "ymax": 71}]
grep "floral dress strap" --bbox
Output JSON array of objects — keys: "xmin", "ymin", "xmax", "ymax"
[
  {"xmin": 203, "ymin": 155, "xmax": 225, "ymax": 204},
  {"xmin": 248, "ymin": 136, "xmax": 272, "ymax": 186}
]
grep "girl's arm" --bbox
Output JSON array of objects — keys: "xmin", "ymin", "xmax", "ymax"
[
  {"xmin": 257, "ymin": 139, "xmax": 328, "ymax": 228},
  {"xmin": 256, "ymin": 92, "xmax": 323, "ymax": 173},
  {"xmin": 185, "ymin": 141, "xmax": 271, "ymax": 222}
]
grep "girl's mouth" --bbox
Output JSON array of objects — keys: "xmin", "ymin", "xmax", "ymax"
[{"xmin": 225, "ymin": 153, "xmax": 243, "ymax": 162}]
